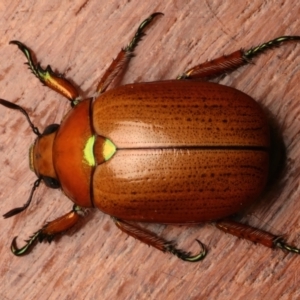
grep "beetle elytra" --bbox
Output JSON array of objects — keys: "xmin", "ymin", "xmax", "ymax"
[{"xmin": 1, "ymin": 13, "xmax": 300, "ymax": 261}]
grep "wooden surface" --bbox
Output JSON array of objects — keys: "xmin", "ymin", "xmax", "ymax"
[{"xmin": 1, "ymin": 1, "xmax": 300, "ymax": 299}]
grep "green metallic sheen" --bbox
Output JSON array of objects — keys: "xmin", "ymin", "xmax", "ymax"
[{"xmin": 83, "ymin": 135, "xmax": 96, "ymax": 166}]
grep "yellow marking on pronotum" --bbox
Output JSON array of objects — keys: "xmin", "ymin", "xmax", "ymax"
[
  {"xmin": 83, "ymin": 136, "xmax": 96, "ymax": 166},
  {"xmin": 83, "ymin": 136, "xmax": 116, "ymax": 166}
]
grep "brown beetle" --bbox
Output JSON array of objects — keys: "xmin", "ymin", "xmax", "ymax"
[{"xmin": 1, "ymin": 13, "xmax": 300, "ymax": 261}]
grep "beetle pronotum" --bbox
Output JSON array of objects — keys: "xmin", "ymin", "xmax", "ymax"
[{"xmin": 1, "ymin": 13, "xmax": 300, "ymax": 261}]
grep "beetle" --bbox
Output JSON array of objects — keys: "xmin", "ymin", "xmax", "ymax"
[{"xmin": 1, "ymin": 13, "xmax": 300, "ymax": 262}]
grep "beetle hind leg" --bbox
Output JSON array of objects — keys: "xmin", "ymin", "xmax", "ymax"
[
  {"xmin": 114, "ymin": 218, "xmax": 206, "ymax": 262},
  {"xmin": 177, "ymin": 35, "xmax": 300, "ymax": 80},
  {"xmin": 10, "ymin": 205, "xmax": 84, "ymax": 256},
  {"xmin": 10, "ymin": 40, "xmax": 80, "ymax": 103}
]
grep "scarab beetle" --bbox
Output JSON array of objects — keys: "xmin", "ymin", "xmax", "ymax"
[{"xmin": 1, "ymin": 13, "xmax": 300, "ymax": 261}]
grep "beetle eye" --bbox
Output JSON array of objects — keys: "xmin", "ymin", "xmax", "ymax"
[
  {"xmin": 42, "ymin": 124, "xmax": 60, "ymax": 135},
  {"xmin": 42, "ymin": 176, "xmax": 61, "ymax": 189}
]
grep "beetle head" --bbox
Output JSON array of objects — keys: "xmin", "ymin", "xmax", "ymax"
[{"xmin": 0, "ymin": 99, "xmax": 61, "ymax": 218}]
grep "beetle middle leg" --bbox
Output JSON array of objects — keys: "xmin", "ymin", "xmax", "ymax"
[
  {"xmin": 215, "ymin": 219, "xmax": 300, "ymax": 254},
  {"xmin": 177, "ymin": 36, "xmax": 300, "ymax": 80},
  {"xmin": 95, "ymin": 12, "xmax": 163, "ymax": 94},
  {"xmin": 114, "ymin": 218, "xmax": 206, "ymax": 262}
]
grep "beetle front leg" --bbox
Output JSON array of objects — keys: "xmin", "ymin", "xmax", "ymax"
[
  {"xmin": 11, "ymin": 205, "xmax": 84, "ymax": 256},
  {"xmin": 114, "ymin": 218, "xmax": 206, "ymax": 262},
  {"xmin": 177, "ymin": 36, "xmax": 300, "ymax": 80},
  {"xmin": 215, "ymin": 219, "xmax": 300, "ymax": 254},
  {"xmin": 96, "ymin": 12, "xmax": 163, "ymax": 94},
  {"xmin": 10, "ymin": 41, "xmax": 80, "ymax": 104}
]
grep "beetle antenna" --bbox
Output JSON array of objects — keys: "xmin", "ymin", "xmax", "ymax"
[
  {"xmin": 3, "ymin": 178, "xmax": 41, "ymax": 218},
  {"xmin": 0, "ymin": 98, "xmax": 41, "ymax": 136}
]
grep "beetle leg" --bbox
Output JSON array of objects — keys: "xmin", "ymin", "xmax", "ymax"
[
  {"xmin": 177, "ymin": 36, "xmax": 300, "ymax": 80},
  {"xmin": 216, "ymin": 219, "xmax": 300, "ymax": 254},
  {"xmin": 10, "ymin": 40, "xmax": 80, "ymax": 104},
  {"xmin": 10, "ymin": 205, "xmax": 84, "ymax": 256},
  {"xmin": 96, "ymin": 12, "xmax": 163, "ymax": 94},
  {"xmin": 113, "ymin": 218, "xmax": 206, "ymax": 262}
]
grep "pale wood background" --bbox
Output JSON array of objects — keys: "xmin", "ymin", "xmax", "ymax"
[{"xmin": 1, "ymin": 1, "xmax": 300, "ymax": 299}]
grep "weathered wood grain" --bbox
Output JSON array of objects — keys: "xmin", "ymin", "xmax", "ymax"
[{"xmin": 1, "ymin": 1, "xmax": 300, "ymax": 299}]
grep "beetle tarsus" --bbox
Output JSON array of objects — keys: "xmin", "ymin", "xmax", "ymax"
[
  {"xmin": 244, "ymin": 36, "xmax": 300, "ymax": 61},
  {"xmin": 276, "ymin": 239, "xmax": 300, "ymax": 254},
  {"xmin": 166, "ymin": 239, "xmax": 207, "ymax": 262},
  {"xmin": 10, "ymin": 40, "xmax": 55, "ymax": 85},
  {"xmin": 125, "ymin": 12, "xmax": 163, "ymax": 53},
  {"xmin": 11, "ymin": 227, "xmax": 57, "ymax": 256},
  {"xmin": 11, "ymin": 230, "xmax": 43, "ymax": 256}
]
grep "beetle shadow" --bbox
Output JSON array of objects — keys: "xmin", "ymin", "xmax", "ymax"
[{"xmin": 234, "ymin": 103, "xmax": 288, "ymax": 221}]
